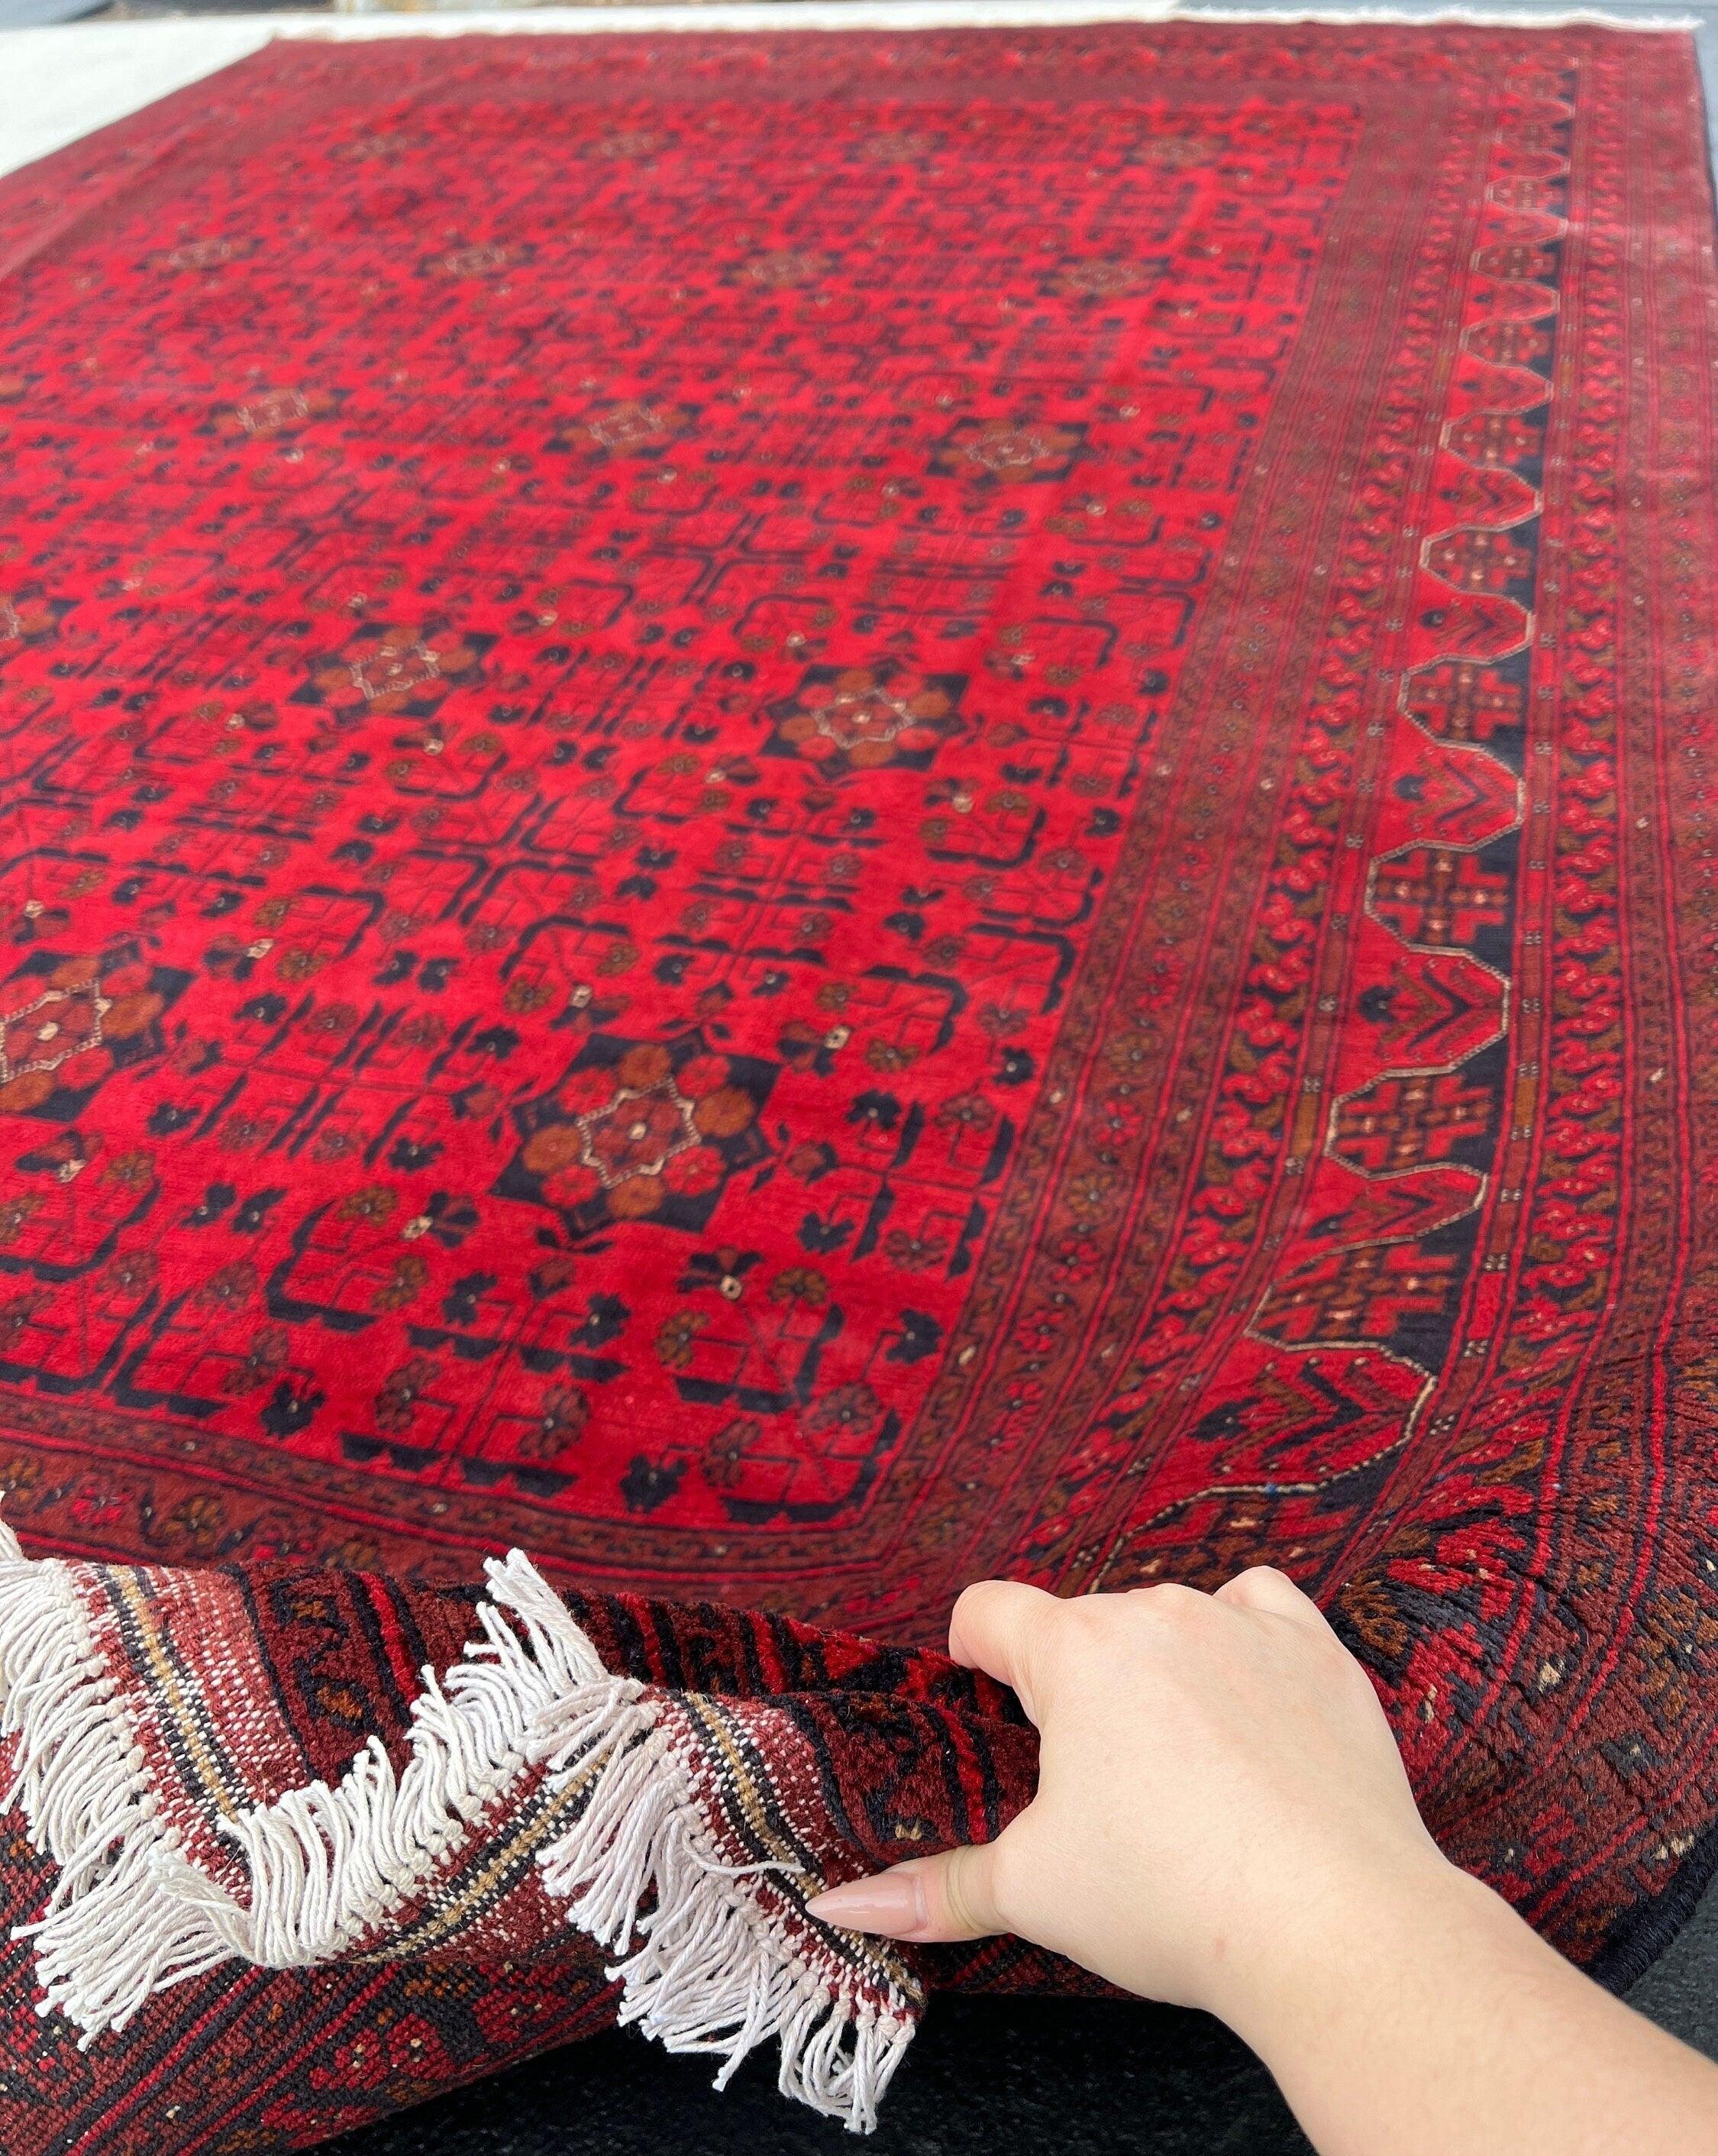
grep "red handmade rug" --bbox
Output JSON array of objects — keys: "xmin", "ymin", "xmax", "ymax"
[{"xmin": 1, "ymin": 18, "xmax": 1717, "ymax": 2151}]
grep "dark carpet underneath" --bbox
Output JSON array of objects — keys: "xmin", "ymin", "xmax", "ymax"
[
  {"xmin": 337, "ymin": 1998, "xmax": 1308, "ymax": 2156},
  {"xmin": 331, "ymin": 1875, "xmax": 1718, "ymax": 2156}
]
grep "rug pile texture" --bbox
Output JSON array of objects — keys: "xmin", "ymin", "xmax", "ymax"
[{"xmin": 0, "ymin": 18, "xmax": 1716, "ymax": 2149}]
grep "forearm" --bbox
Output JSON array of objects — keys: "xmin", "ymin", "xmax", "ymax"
[{"xmin": 1234, "ymin": 1856, "xmax": 1718, "ymax": 2156}]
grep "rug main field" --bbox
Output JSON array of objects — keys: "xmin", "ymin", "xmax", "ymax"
[{"xmin": 1, "ymin": 19, "xmax": 1717, "ymax": 2149}]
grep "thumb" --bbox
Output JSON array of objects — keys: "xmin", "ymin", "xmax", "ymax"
[{"xmin": 805, "ymin": 1839, "xmax": 1009, "ymax": 1943}]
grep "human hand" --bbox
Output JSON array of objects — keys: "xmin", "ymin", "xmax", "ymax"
[
  {"xmin": 805, "ymin": 1567, "xmax": 1455, "ymax": 2041},
  {"xmin": 806, "ymin": 1568, "xmax": 1718, "ymax": 2156}
]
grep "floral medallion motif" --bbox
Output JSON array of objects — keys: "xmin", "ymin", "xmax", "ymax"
[
  {"xmin": 0, "ymin": 586, "xmax": 73, "ymax": 654},
  {"xmin": 210, "ymin": 386, "xmax": 344, "ymax": 440},
  {"xmin": 500, "ymin": 1036, "xmax": 776, "ymax": 1234},
  {"xmin": 0, "ymin": 947, "xmax": 186, "ymax": 1118},
  {"xmin": 292, "ymin": 621, "xmax": 496, "ymax": 718},
  {"xmin": 554, "ymin": 397, "xmax": 699, "ymax": 457},
  {"xmin": 764, "ymin": 664, "xmax": 968, "ymax": 779},
  {"xmin": 930, "ymin": 415, "xmax": 1087, "ymax": 483}
]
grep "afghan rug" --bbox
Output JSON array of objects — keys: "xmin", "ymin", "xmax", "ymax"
[{"xmin": 0, "ymin": 17, "xmax": 1716, "ymax": 2151}]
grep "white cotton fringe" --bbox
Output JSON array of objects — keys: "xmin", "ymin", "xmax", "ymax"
[
  {"xmin": 0, "ymin": 1540, "xmax": 605, "ymax": 2035},
  {"xmin": 0, "ymin": 1519, "xmax": 244, "ymax": 2041},
  {"xmin": 0, "ymin": 1532, "xmax": 909, "ymax": 2129},
  {"xmin": 528, "ymin": 1687, "xmax": 914, "ymax": 2132}
]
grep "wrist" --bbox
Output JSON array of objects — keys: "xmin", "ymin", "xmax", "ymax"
[{"xmin": 1213, "ymin": 1844, "xmax": 1502, "ymax": 2064}]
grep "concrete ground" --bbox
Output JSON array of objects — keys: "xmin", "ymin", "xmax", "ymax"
[{"xmin": 0, "ymin": 2, "xmax": 1713, "ymax": 2149}]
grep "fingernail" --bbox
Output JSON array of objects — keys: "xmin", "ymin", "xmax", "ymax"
[{"xmin": 805, "ymin": 1872, "xmax": 928, "ymax": 1937}]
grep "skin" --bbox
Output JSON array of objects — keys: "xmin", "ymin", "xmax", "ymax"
[{"xmin": 804, "ymin": 1566, "xmax": 1718, "ymax": 2156}]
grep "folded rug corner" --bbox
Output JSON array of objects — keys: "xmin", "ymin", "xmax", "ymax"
[{"xmin": 0, "ymin": 1524, "xmax": 983, "ymax": 2136}]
